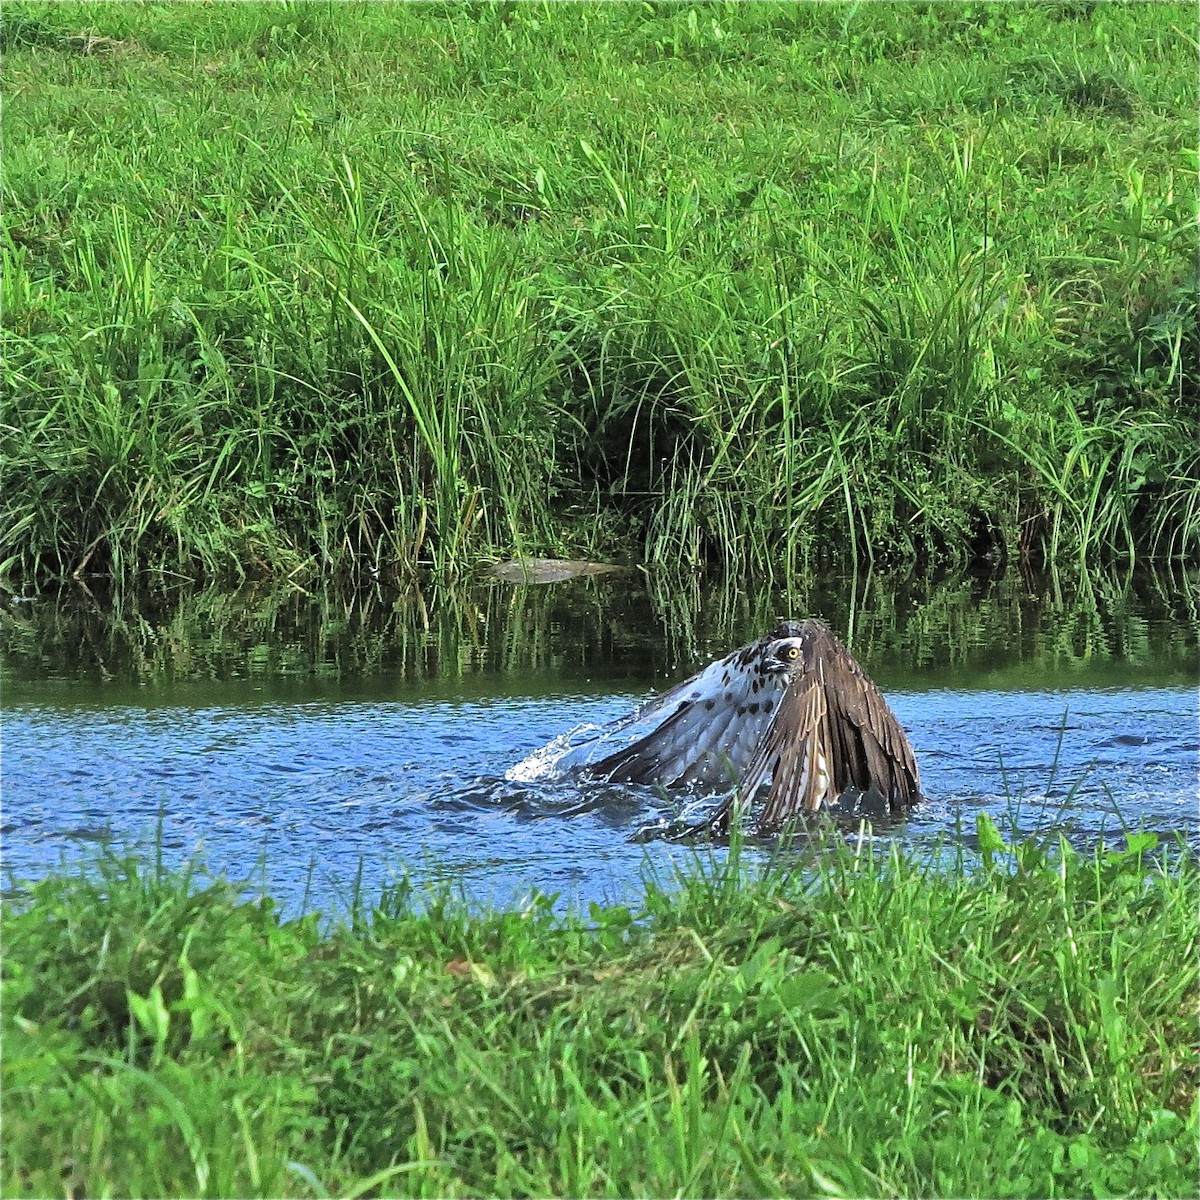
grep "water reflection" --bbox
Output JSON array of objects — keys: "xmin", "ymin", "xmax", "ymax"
[
  {"xmin": 1, "ymin": 564, "xmax": 1197, "ymax": 916},
  {"xmin": 3, "ymin": 561, "xmax": 1197, "ymax": 690}
]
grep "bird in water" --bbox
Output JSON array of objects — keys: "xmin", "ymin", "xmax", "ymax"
[{"xmin": 514, "ymin": 619, "xmax": 920, "ymax": 834}]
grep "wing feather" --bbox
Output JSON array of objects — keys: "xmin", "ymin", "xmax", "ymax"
[
  {"xmin": 581, "ymin": 640, "xmax": 788, "ymax": 791},
  {"xmin": 515, "ymin": 617, "xmax": 921, "ymax": 838},
  {"xmin": 753, "ymin": 678, "xmax": 831, "ymax": 830},
  {"xmin": 751, "ymin": 620, "xmax": 920, "ymax": 831}
]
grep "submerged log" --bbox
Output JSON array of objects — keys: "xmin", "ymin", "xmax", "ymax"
[{"xmin": 490, "ymin": 558, "xmax": 626, "ymax": 583}]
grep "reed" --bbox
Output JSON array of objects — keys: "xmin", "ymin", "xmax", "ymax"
[{"xmin": 3, "ymin": 2, "xmax": 1196, "ymax": 582}]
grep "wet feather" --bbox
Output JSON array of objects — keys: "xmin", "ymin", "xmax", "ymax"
[{"xmin": 520, "ymin": 618, "xmax": 920, "ymax": 834}]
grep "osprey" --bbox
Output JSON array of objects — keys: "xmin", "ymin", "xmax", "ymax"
[{"xmin": 529, "ymin": 619, "xmax": 920, "ymax": 834}]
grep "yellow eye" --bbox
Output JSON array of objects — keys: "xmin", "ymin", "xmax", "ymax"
[{"xmin": 785, "ymin": 645, "xmax": 799, "ymax": 660}]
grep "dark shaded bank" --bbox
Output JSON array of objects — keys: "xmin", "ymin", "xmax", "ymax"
[
  {"xmin": 4, "ymin": 829, "xmax": 1196, "ymax": 1198},
  {"xmin": 3, "ymin": 2, "xmax": 1197, "ymax": 585}
]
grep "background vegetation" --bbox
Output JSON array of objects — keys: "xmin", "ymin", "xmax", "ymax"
[
  {"xmin": 4, "ymin": 826, "xmax": 1196, "ymax": 1198},
  {"xmin": 3, "ymin": 1, "xmax": 1197, "ymax": 583}
]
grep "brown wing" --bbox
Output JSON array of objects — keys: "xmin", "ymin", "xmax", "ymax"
[
  {"xmin": 688, "ymin": 675, "xmax": 836, "ymax": 837},
  {"xmin": 752, "ymin": 619, "xmax": 920, "ymax": 831},
  {"xmin": 749, "ymin": 675, "xmax": 832, "ymax": 831}
]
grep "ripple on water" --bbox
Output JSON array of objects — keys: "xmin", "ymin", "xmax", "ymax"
[{"xmin": 1, "ymin": 681, "xmax": 1196, "ymax": 916}]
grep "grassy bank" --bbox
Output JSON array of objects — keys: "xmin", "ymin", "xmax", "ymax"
[
  {"xmin": 2, "ymin": 2, "xmax": 1197, "ymax": 583},
  {"xmin": 3, "ymin": 822, "xmax": 1196, "ymax": 1197}
]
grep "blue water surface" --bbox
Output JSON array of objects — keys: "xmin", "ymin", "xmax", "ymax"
[{"xmin": 3, "ymin": 573, "xmax": 1197, "ymax": 916}]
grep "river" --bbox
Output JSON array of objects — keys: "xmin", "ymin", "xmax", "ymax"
[{"xmin": 2, "ymin": 566, "xmax": 1196, "ymax": 917}]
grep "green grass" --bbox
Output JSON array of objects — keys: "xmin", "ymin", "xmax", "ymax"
[
  {"xmin": 2, "ymin": 2, "xmax": 1197, "ymax": 583},
  {"xmin": 3, "ymin": 820, "xmax": 1197, "ymax": 1198}
]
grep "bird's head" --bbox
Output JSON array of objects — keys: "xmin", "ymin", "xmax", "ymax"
[{"xmin": 763, "ymin": 635, "xmax": 805, "ymax": 675}]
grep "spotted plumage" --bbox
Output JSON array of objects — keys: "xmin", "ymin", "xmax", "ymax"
[{"xmin": 528, "ymin": 618, "xmax": 921, "ymax": 834}]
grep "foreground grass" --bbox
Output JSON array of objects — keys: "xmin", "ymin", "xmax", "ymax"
[
  {"xmin": 2, "ymin": 2, "xmax": 1197, "ymax": 583},
  {"xmin": 4, "ymin": 821, "xmax": 1196, "ymax": 1198}
]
